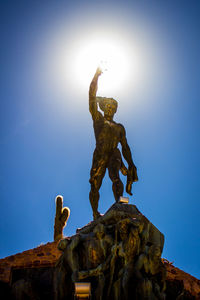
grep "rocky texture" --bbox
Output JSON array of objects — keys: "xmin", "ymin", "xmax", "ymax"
[
  {"xmin": 163, "ymin": 259, "xmax": 200, "ymax": 299},
  {"xmin": 0, "ymin": 204, "xmax": 199, "ymax": 299},
  {"xmin": 55, "ymin": 203, "xmax": 166, "ymax": 300},
  {"xmin": 0, "ymin": 242, "xmax": 61, "ymax": 300},
  {"xmin": 10, "ymin": 266, "xmax": 55, "ymax": 300},
  {"xmin": 0, "ymin": 242, "xmax": 61, "ymax": 283}
]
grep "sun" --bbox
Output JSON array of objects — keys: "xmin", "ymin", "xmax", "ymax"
[
  {"xmin": 70, "ymin": 36, "xmax": 133, "ymax": 97},
  {"xmin": 39, "ymin": 24, "xmax": 151, "ymax": 104}
]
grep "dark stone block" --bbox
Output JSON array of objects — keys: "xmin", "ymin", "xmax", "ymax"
[{"xmin": 10, "ymin": 266, "xmax": 55, "ymax": 300}]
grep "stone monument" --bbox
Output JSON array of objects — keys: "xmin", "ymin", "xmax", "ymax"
[
  {"xmin": 54, "ymin": 203, "xmax": 166, "ymax": 300},
  {"xmin": 1, "ymin": 69, "xmax": 199, "ymax": 300},
  {"xmin": 53, "ymin": 68, "xmax": 166, "ymax": 300}
]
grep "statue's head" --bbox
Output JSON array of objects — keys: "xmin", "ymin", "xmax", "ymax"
[{"xmin": 97, "ymin": 97, "xmax": 118, "ymax": 118}]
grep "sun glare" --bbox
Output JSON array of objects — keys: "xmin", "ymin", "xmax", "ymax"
[
  {"xmin": 39, "ymin": 19, "xmax": 161, "ymax": 106},
  {"xmin": 72, "ymin": 37, "xmax": 131, "ymax": 96}
]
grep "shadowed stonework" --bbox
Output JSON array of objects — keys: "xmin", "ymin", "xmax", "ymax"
[
  {"xmin": 0, "ymin": 203, "xmax": 199, "ymax": 299},
  {"xmin": 54, "ymin": 203, "xmax": 166, "ymax": 300}
]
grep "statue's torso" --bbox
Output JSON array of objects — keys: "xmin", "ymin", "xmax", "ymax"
[{"xmin": 93, "ymin": 114, "xmax": 122, "ymax": 153}]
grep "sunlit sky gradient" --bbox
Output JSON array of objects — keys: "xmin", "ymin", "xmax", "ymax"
[{"xmin": 0, "ymin": 1, "xmax": 200, "ymax": 278}]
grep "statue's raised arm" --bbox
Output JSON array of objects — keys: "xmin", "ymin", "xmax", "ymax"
[{"xmin": 89, "ymin": 67, "xmax": 102, "ymax": 119}]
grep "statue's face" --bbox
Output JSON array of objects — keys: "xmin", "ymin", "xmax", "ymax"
[{"xmin": 104, "ymin": 102, "xmax": 117, "ymax": 117}]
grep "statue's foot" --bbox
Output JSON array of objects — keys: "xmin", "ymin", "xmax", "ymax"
[{"xmin": 93, "ymin": 211, "xmax": 101, "ymax": 220}]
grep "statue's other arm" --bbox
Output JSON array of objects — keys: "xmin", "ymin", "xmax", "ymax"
[
  {"xmin": 120, "ymin": 125, "xmax": 135, "ymax": 168},
  {"xmin": 120, "ymin": 125, "xmax": 138, "ymax": 195},
  {"xmin": 89, "ymin": 68, "xmax": 102, "ymax": 119}
]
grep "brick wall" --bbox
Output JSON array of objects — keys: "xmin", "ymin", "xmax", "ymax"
[
  {"xmin": 0, "ymin": 242, "xmax": 61, "ymax": 283},
  {"xmin": 0, "ymin": 243, "xmax": 199, "ymax": 298},
  {"xmin": 162, "ymin": 259, "xmax": 200, "ymax": 297}
]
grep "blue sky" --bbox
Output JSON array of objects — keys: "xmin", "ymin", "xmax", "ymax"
[{"xmin": 0, "ymin": 0, "xmax": 200, "ymax": 279}]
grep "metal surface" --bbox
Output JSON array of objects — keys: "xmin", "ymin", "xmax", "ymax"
[{"xmin": 75, "ymin": 282, "xmax": 91, "ymax": 299}]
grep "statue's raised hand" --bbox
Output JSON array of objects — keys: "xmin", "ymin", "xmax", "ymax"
[{"xmin": 95, "ymin": 67, "xmax": 103, "ymax": 77}]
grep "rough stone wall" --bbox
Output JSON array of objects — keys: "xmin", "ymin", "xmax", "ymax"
[
  {"xmin": 0, "ymin": 242, "xmax": 61, "ymax": 283},
  {"xmin": 0, "ymin": 221, "xmax": 199, "ymax": 299},
  {"xmin": 55, "ymin": 203, "xmax": 166, "ymax": 300},
  {"xmin": 163, "ymin": 259, "xmax": 200, "ymax": 299}
]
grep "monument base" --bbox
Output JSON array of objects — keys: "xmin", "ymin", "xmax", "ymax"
[
  {"xmin": 55, "ymin": 203, "xmax": 166, "ymax": 300},
  {"xmin": 1, "ymin": 203, "xmax": 199, "ymax": 299}
]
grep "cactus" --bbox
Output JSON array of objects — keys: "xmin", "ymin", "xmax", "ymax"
[{"xmin": 54, "ymin": 195, "xmax": 70, "ymax": 241}]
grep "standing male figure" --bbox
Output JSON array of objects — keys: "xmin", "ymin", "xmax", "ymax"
[{"xmin": 89, "ymin": 68, "xmax": 138, "ymax": 219}]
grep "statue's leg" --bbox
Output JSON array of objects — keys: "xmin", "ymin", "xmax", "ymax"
[
  {"xmin": 89, "ymin": 153, "xmax": 107, "ymax": 219},
  {"xmin": 89, "ymin": 173, "xmax": 106, "ymax": 219},
  {"xmin": 108, "ymin": 151, "xmax": 123, "ymax": 202}
]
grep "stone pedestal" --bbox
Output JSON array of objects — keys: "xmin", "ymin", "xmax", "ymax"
[{"xmin": 54, "ymin": 203, "xmax": 166, "ymax": 300}]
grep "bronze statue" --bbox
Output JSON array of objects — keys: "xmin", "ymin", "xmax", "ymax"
[{"xmin": 89, "ymin": 68, "xmax": 138, "ymax": 219}]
